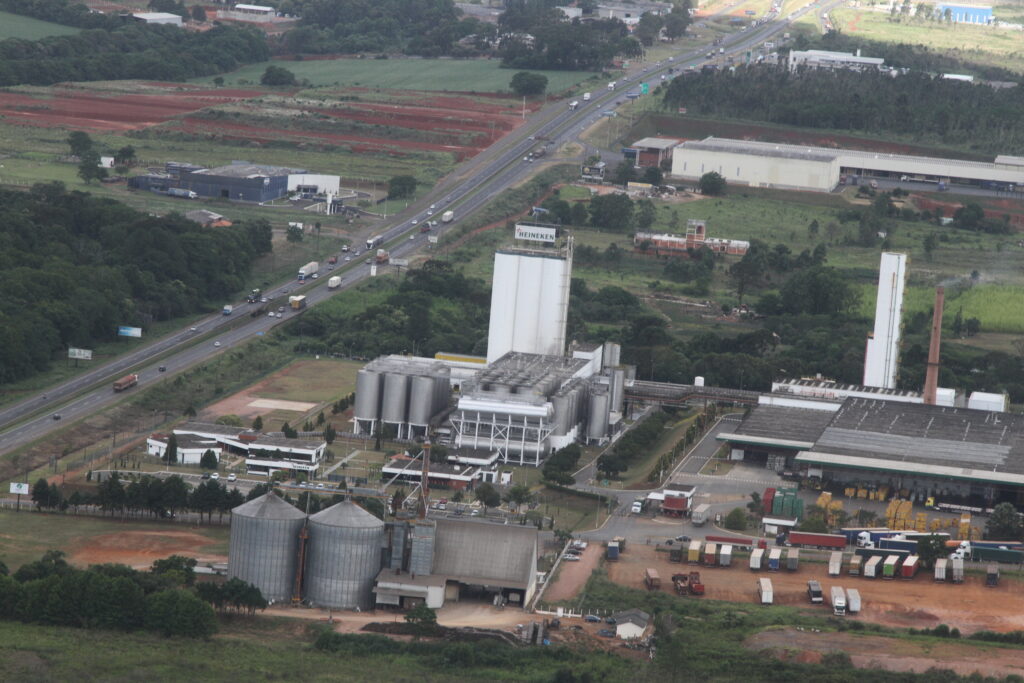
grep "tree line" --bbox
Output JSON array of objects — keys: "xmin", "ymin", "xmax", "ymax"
[
  {"xmin": 0, "ymin": 184, "xmax": 272, "ymax": 384},
  {"xmin": 0, "ymin": 10, "xmax": 268, "ymax": 86},
  {"xmin": 662, "ymin": 65, "xmax": 1024, "ymax": 154}
]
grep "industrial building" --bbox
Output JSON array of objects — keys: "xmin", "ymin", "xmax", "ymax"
[
  {"xmin": 131, "ymin": 12, "xmax": 183, "ymax": 26},
  {"xmin": 304, "ymin": 501, "xmax": 385, "ymax": 610},
  {"xmin": 670, "ymin": 137, "xmax": 1024, "ymax": 192},
  {"xmin": 181, "ymin": 162, "xmax": 305, "ymax": 203},
  {"xmin": 629, "ymin": 137, "xmax": 680, "ymax": 168},
  {"xmin": 863, "ymin": 252, "xmax": 907, "ymax": 389},
  {"xmin": 161, "ymin": 423, "xmax": 326, "ymax": 477},
  {"xmin": 788, "ymin": 49, "xmax": 885, "ymax": 72},
  {"xmin": 353, "ymin": 356, "xmax": 451, "ymax": 438},
  {"xmin": 936, "ymin": 3, "xmax": 993, "ymax": 24},
  {"xmin": 635, "ymin": 219, "xmax": 750, "ymax": 257},
  {"xmin": 486, "ymin": 224, "xmax": 573, "ymax": 363},
  {"xmin": 146, "ymin": 432, "xmax": 221, "ymax": 465}
]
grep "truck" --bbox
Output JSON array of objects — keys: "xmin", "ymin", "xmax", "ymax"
[
  {"xmin": 687, "ymin": 540, "xmax": 702, "ymax": 563},
  {"xmin": 951, "ymin": 556, "xmax": 964, "ymax": 583},
  {"xmin": 986, "ymin": 564, "xmax": 1000, "ymax": 587},
  {"xmin": 568, "ymin": 100, "xmax": 579, "ymax": 111},
  {"xmin": 644, "ymin": 568, "xmax": 661, "ymax": 591},
  {"xmin": 608, "ymin": 81, "xmax": 616, "ymax": 90},
  {"xmin": 787, "ymin": 531, "xmax": 847, "ymax": 550},
  {"xmin": 366, "ymin": 235, "xmax": 384, "ymax": 250},
  {"xmin": 327, "ymin": 276, "xmax": 342, "ymax": 289},
  {"xmin": 767, "ymin": 548, "xmax": 782, "ymax": 571},
  {"xmin": 167, "ymin": 187, "xmax": 197, "ymax": 199},
  {"xmin": 375, "ymin": 249, "xmax": 390, "ymax": 264},
  {"xmin": 758, "ymin": 578, "xmax": 773, "ymax": 605},
  {"xmin": 749, "ymin": 548, "xmax": 764, "ymax": 570},
  {"xmin": 882, "ymin": 555, "xmax": 900, "ymax": 579},
  {"xmin": 846, "ymin": 588, "xmax": 861, "ymax": 614},
  {"xmin": 719, "ymin": 544, "xmax": 733, "ymax": 567},
  {"xmin": 688, "ymin": 571, "xmax": 704, "ymax": 595},
  {"xmin": 864, "ymin": 555, "xmax": 882, "ymax": 578},
  {"xmin": 297, "ymin": 261, "xmax": 319, "ymax": 281},
  {"xmin": 419, "ymin": 223, "xmax": 432, "ymax": 233},
  {"xmin": 441, "ymin": 210, "xmax": 454, "ymax": 223},
  {"xmin": 830, "ymin": 586, "xmax": 847, "ymax": 616},
  {"xmin": 606, "ymin": 542, "xmax": 620, "ymax": 560},
  {"xmin": 246, "ymin": 288, "xmax": 261, "ymax": 303},
  {"xmin": 583, "ymin": 92, "xmax": 591, "ymax": 101},
  {"xmin": 704, "ymin": 543, "xmax": 717, "ymax": 566},
  {"xmin": 112, "ymin": 374, "xmax": 139, "ymax": 392},
  {"xmin": 807, "ymin": 580, "xmax": 824, "ymax": 604},
  {"xmin": 222, "ymin": 304, "xmax": 233, "ymax": 316},
  {"xmin": 288, "ymin": 295, "xmax": 307, "ymax": 310},
  {"xmin": 707, "ymin": 535, "xmax": 761, "ymax": 551},
  {"xmin": 828, "ymin": 551, "xmax": 843, "ymax": 577},
  {"xmin": 879, "ymin": 537, "xmax": 918, "ymax": 553},
  {"xmin": 669, "ymin": 548, "xmax": 683, "ymax": 563},
  {"xmin": 933, "ymin": 557, "xmax": 948, "ymax": 581},
  {"xmin": 672, "ymin": 572, "xmax": 689, "ymax": 595},
  {"xmin": 848, "ymin": 555, "xmax": 862, "ymax": 576},
  {"xmin": 786, "ymin": 548, "xmax": 800, "ymax": 571},
  {"xmin": 691, "ymin": 503, "xmax": 710, "ymax": 525},
  {"xmin": 328, "ymin": 255, "xmax": 337, "ymax": 264},
  {"xmin": 901, "ymin": 555, "xmax": 920, "ymax": 579}
]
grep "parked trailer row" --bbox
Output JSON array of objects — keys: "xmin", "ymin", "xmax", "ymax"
[
  {"xmin": 828, "ymin": 551, "xmax": 843, "ymax": 577},
  {"xmin": 787, "ymin": 531, "xmax": 847, "ymax": 550},
  {"xmin": 750, "ymin": 548, "xmax": 764, "ymax": 570}
]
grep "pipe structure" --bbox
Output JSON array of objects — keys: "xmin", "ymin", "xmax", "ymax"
[{"xmin": 923, "ymin": 286, "xmax": 944, "ymax": 405}]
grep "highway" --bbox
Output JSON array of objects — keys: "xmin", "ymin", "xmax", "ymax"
[{"xmin": 0, "ymin": 1, "xmax": 841, "ymax": 456}]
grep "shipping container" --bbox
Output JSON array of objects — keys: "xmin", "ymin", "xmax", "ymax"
[
  {"xmin": 864, "ymin": 555, "xmax": 882, "ymax": 578},
  {"xmin": 951, "ymin": 557, "xmax": 964, "ymax": 583},
  {"xmin": 749, "ymin": 548, "xmax": 764, "ymax": 570},
  {"xmin": 644, "ymin": 568, "xmax": 661, "ymax": 590},
  {"xmin": 606, "ymin": 542, "xmax": 620, "ymax": 561},
  {"xmin": 933, "ymin": 557, "xmax": 947, "ymax": 581},
  {"xmin": 768, "ymin": 548, "xmax": 782, "ymax": 571},
  {"xmin": 720, "ymin": 544, "xmax": 733, "ymax": 567},
  {"xmin": 828, "ymin": 551, "xmax": 843, "ymax": 577},
  {"xmin": 692, "ymin": 503, "xmax": 711, "ymax": 525},
  {"xmin": 763, "ymin": 488, "xmax": 776, "ymax": 515},
  {"xmin": 830, "ymin": 586, "xmax": 846, "ymax": 616},
  {"xmin": 879, "ymin": 537, "xmax": 918, "ymax": 553},
  {"xmin": 883, "ymin": 555, "xmax": 900, "ymax": 579},
  {"xmin": 846, "ymin": 588, "xmax": 861, "ymax": 614},
  {"xmin": 972, "ymin": 547, "xmax": 1024, "ymax": 564},
  {"xmin": 786, "ymin": 547, "xmax": 800, "ymax": 571},
  {"xmin": 758, "ymin": 578, "xmax": 773, "ymax": 605},
  {"xmin": 704, "ymin": 542, "xmax": 718, "ymax": 566},
  {"xmin": 788, "ymin": 531, "xmax": 847, "ymax": 549},
  {"xmin": 848, "ymin": 555, "xmax": 862, "ymax": 576},
  {"xmin": 855, "ymin": 547, "xmax": 910, "ymax": 562},
  {"xmin": 687, "ymin": 540, "xmax": 702, "ymax": 563},
  {"xmin": 901, "ymin": 555, "xmax": 920, "ymax": 578},
  {"xmin": 986, "ymin": 564, "xmax": 999, "ymax": 587}
]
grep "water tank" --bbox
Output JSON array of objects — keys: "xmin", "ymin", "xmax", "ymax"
[
  {"xmin": 381, "ymin": 372, "xmax": 410, "ymax": 423},
  {"xmin": 603, "ymin": 341, "xmax": 621, "ymax": 369},
  {"xmin": 587, "ymin": 390, "xmax": 610, "ymax": 440},
  {"xmin": 227, "ymin": 492, "xmax": 306, "ymax": 603},
  {"xmin": 305, "ymin": 501, "xmax": 385, "ymax": 610},
  {"xmin": 694, "ymin": 376, "xmax": 705, "ymax": 387},
  {"xmin": 354, "ymin": 369, "xmax": 384, "ymax": 422},
  {"xmin": 408, "ymin": 374, "xmax": 436, "ymax": 425}
]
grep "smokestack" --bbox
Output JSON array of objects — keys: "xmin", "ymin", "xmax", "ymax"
[
  {"xmin": 418, "ymin": 441, "xmax": 431, "ymax": 520},
  {"xmin": 923, "ymin": 287, "xmax": 944, "ymax": 405}
]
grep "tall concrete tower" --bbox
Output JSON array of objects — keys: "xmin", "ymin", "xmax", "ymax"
[
  {"xmin": 863, "ymin": 252, "xmax": 908, "ymax": 389},
  {"xmin": 486, "ymin": 223, "xmax": 573, "ymax": 363}
]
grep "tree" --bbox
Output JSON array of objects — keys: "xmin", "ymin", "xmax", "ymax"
[
  {"xmin": 31, "ymin": 478, "xmax": 50, "ymax": 509},
  {"xmin": 114, "ymin": 145, "xmax": 136, "ymax": 168},
  {"xmin": 746, "ymin": 491, "xmax": 762, "ymax": 516},
  {"xmin": 965, "ymin": 317, "xmax": 981, "ymax": 337},
  {"xmin": 151, "ymin": 555, "xmax": 197, "ymax": 587},
  {"xmin": 729, "ymin": 240, "xmax": 769, "ymax": 301},
  {"xmin": 923, "ymin": 232, "xmax": 938, "ymax": 261},
  {"xmin": 67, "ymin": 131, "xmax": 93, "ymax": 158},
  {"xmin": 663, "ymin": 8, "xmax": 691, "ymax": 41},
  {"xmin": 215, "ymin": 414, "xmax": 244, "ymax": 427},
  {"xmin": 260, "ymin": 65, "xmax": 297, "ymax": 86},
  {"xmin": 636, "ymin": 199, "xmax": 657, "ymax": 230},
  {"xmin": 509, "ymin": 71, "xmax": 548, "ymax": 96},
  {"xmin": 252, "ymin": 415, "xmax": 263, "ymax": 431},
  {"xmin": 612, "ymin": 160, "xmax": 636, "ymax": 186},
  {"xmin": 724, "ymin": 507, "xmax": 747, "ymax": 531},
  {"xmin": 77, "ymin": 149, "xmax": 108, "ymax": 184},
  {"xmin": 199, "ymin": 449, "xmax": 218, "ymax": 470},
  {"xmin": 286, "ymin": 223, "xmax": 304, "ymax": 242},
  {"xmin": 387, "ymin": 175, "xmax": 417, "ymax": 199},
  {"xmin": 635, "ymin": 12, "xmax": 664, "ymax": 46},
  {"xmin": 144, "ymin": 589, "xmax": 217, "ymax": 638},
  {"xmin": 506, "ymin": 484, "xmax": 533, "ymax": 510},
  {"xmin": 797, "ymin": 515, "xmax": 829, "ymax": 533},
  {"xmin": 915, "ymin": 534, "xmax": 947, "ymax": 569},
  {"xmin": 323, "ymin": 424, "xmax": 336, "ymax": 445},
  {"xmin": 164, "ymin": 434, "xmax": 178, "ymax": 466},
  {"xmin": 404, "ymin": 603, "xmax": 438, "ymax": 633},
  {"xmin": 986, "ymin": 502, "xmax": 1023, "ymax": 541},
  {"xmin": 191, "ymin": 4, "xmax": 206, "ymax": 21},
  {"xmin": 589, "ymin": 193, "xmax": 634, "ymax": 232},
  {"xmin": 698, "ymin": 171, "xmax": 726, "ymax": 196},
  {"xmin": 474, "ymin": 483, "xmax": 501, "ymax": 512},
  {"xmin": 641, "ymin": 165, "xmax": 663, "ymax": 186}
]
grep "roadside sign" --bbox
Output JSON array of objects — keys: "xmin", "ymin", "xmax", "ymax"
[
  {"xmin": 117, "ymin": 326, "xmax": 142, "ymax": 338},
  {"xmin": 640, "ymin": 82, "xmax": 649, "ymax": 95},
  {"xmin": 427, "ymin": 235, "xmax": 438, "ymax": 244},
  {"xmin": 68, "ymin": 348, "xmax": 93, "ymax": 360},
  {"xmin": 390, "ymin": 258, "xmax": 409, "ymax": 267},
  {"xmin": 10, "ymin": 483, "xmax": 29, "ymax": 495}
]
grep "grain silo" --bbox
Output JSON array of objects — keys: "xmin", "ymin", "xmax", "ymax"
[
  {"xmin": 587, "ymin": 388, "xmax": 610, "ymax": 442},
  {"xmin": 228, "ymin": 492, "xmax": 306, "ymax": 604},
  {"xmin": 354, "ymin": 367, "xmax": 384, "ymax": 434},
  {"xmin": 304, "ymin": 500, "xmax": 385, "ymax": 610}
]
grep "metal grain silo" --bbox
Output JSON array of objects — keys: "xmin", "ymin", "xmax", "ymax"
[
  {"xmin": 228, "ymin": 492, "xmax": 306, "ymax": 604},
  {"xmin": 305, "ymin": 500, "xmax": 385, "ymax": 610},
  {"xmin": 587, "ymin": 389, "xmax": 610, "ymax": 441},
  {"xmin": 354, "ymin": 368, "xmax": 384, "ymax": 426},
  {"xmin": 408, "ymin": 374, "xmax": 436, "ymax": 426},
  {"xmin": 381, "ymin": 372, "xmax": 410, "ymax": 424}
]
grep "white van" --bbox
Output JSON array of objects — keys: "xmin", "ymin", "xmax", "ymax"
[
  {"xmin": 630, "ymin": 501, "xmax": 643, "ymax": 514},
  {"xmin": 583, "ymin": 92, "xmax": 591, "ymax": 101}
]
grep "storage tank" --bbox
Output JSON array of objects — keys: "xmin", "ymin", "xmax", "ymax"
[
  {"xmin": 551, "ymin": 393, "xmax": 571, "ymax": 435},
  {"xmin": 305, "ymin": 500, "xmax": 385, "ymax": 610},
  {"xmin": 227, "ymin": 492, "xmax": 306, "ymax": 604},
  {"xmin": 381, "ymin": 372, "xmax": 410, "ymax": 423},
  {"xmin": 603, "ymin": 342, "xmax": 621, "ymax": 369},
  {"xmin": 610, "ymin": 368, "xmax": 625, "ymax": 414},
  {"xmin": 587, "ymin": 389, "xmax": 610, "ymax": 440},
  {"xmin": 354, "ymin": 369, "xmax": 384, "ymax": 422},
  {"xmin": 407, "ymin": 374, "xmax": 436, "ymax": 425}
]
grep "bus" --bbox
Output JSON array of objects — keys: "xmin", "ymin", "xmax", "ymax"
[{"xmin": 366, "ymin": 235, "xmax": 384, "ymax": 250}]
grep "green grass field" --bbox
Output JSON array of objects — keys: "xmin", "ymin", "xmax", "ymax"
[
  {"xmin": 0, "ymin": 10, "xmax": 78, "ymax": 40},
  {"xmin": 254, "ymin": 358, "xmax": 362, "ymax": 404},
  {"xmin": 193, "ymin": 58, "xmax": 600, "ymax": 93},
  {"xmin": 856, "ymin": 283, "xmax": 1024, "ymax": 334}
]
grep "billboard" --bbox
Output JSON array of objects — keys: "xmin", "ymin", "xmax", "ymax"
[
  {"xmin": 9, "ymin": 482, "xmax": 29, "ymax": 495},
  {"xmin": 514, "ymin": 224, "xmax": 558, "ymax": 243},
  {"xmin": 118, "ymin": 326, "xmax": 142, "ymax": 338},
  {"xmin": 390, "ymin": 258, "xmax": 409, "ymax": 267},
  {"xmin": 68, "ymin": 348, "xmax": 93, "ymax": 360},
  {"xmin": 427, "ymin": 235, "xmax": 439, "ymax": 244}
]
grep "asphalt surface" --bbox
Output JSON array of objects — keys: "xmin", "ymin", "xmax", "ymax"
[{"xmin": 0, "ymin": 0, "xmax": 842, "ymax": 457}]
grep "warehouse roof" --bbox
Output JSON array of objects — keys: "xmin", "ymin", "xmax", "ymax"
[
  {"xmin": 432, "ymin": 518, "xmax": 537, "ymax": 589},
  {"xmin": 194, "ymin": 162, "xmax": 305, "ymax": 179},
  {"xmin": 680, "ymin": 138, "xmax": 838, "ymax": 163},
  {"xmin": 724, "ymin": 405, "xmax": 836, "ymax": 444},
  {"xmin": 632, "ymin": 137, "xmax": 679, "ymax": 150}
]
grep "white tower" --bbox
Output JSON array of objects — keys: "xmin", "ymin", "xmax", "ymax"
[
  {"xmin": 486, "ymin": 225, "xmax": 573, "ymax": 363},
  {"xmin": 863, "ymin": 252, "xmax": 907, "ymax": 389}
]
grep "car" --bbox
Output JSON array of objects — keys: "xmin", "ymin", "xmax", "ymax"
[
  {"xmin": 409, "ymin": 235, "xmax": 415, "ymax": 240},
  {"xmin": 268, "ymin": 312, "xmax": 275, "ymax": 317},
  {"xmin": 353, "ymin": 251, "xmax": 360, "ymax": 256},
  {"xmin": 158, "ymin": 366, "xmax": 166, "ymax": 372},
  {"xmin": 316, "ymin": 483, "xmax": 325, "ymax": 489},
  {"xmin": 345, "ymin": 256, "xmax": 351, "ymax": 262},
  {"xmin": 282, "ymin": 288, "xmax": 289, "ymax": 294},
  {"xmin": 260, "ymin": 297, "xmax": 268, "ymax": 303},
  {"xmin": 584, "ymin": 615, "xmax": 602, "ymax": 623},
  {"xmin": 411, "ymin": 219, "xmax": 418, "ymax": 225},
  {"xmin": 470, "ymin": 509, "xmax": 480, "ymax": 516},
  {"xmin": 278, "ymin": 306, "xmax": 286, "ymax": 313},
  {"xmin": 605, "ymin": 617, "xmax": 616, "ymax": 625},
  {"xmin": 189, "ymin": 326, "xmax": 197, "ymax": 332},
  {"xmin": 563, "ymin": 555, "xmax": 580, "ymax": 561},
  {"xmin": 597, "ymin": 629, "xmax": 616, "ymax": 638},
  {"xmin": 213, "ymin": 341, "xmax": 221, "ymax": 347},
  {"xmin": 429, "ymin": 203, "xmax": 436, "ymax": 209},
  {"xmin": 227, "ymin": 473, "xmax": 237, "ymax": 482},
  {"xmin": 807, "ymin": 580, "xmax": 824, "ymax": 604},
  {"xmin": 675, "ymin": 535, "xmax": 690, "ymax": 543},
  {"xmin": 201, "ymin": 472, "xmax": 210, "ymax": 479},
  {"xmin": 52, "ymin": 413, "xmax": 61, "ymax": 420},
  {"xmin": 427, "ymin": 210, "xmax": 433, "ymax": 216},
  {"xmin": 276, "ymin": 312, "xmax": 283, "ymax": 318},
  {"xmin": 311, "ymin": 273, "xmax": 319, "ymax": 279},
  {"xmin": 328, "ymin": 266, "xmax": 334, "ymax": 271},
  {"xmin": 364, "ymin": 258, "xmax": 372, "ymax": 265},
  {"xmin": 211, "ymin": 473, "xmax": 219, "ymax": 480},
  {"xmin": 299, "ymin": 482, "xmax": 309, "ymax": 488}
]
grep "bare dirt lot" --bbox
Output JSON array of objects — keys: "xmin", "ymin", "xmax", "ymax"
[
  {"xmin": 69, "ymin": 530, "xmax": 227, "ymax": 569},
  {"xmin": 544, "ymin": 545, "xmax": 601, "ymax": 602},
  {"xmin": 605, "ymin": 544, "xmax": 1024, "ymax": 634},
  {"xmin": 748, "ymin": 627, "xmax": 1024, "ymax": 678}
]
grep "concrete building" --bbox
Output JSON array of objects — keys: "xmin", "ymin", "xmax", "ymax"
[
  {"xmin": 788, "ymin": 49, "xmax": 885, "ymax": 72},
  {"xmin": 630, "ymin": 137, "xmax": 680, "ymax": 168},
  {"xmin": 936, "ymin": 4, "xmax": 993, "ymax": 24},
  {"xmin": 612, "ymin": 608, "xmax": 651, "ymax": 639},
  {"xmin": 146, "ymin": 432, "xmax": 221, "ymax": 465},
  {"xmin": 170, "ymin": 422, "xmax": 326, "ymax": 477},
  {"xmin": 863, "ymin": 253, "xmax": 907, "ymax": 389},
  {"xmin": 635, "ymin": 219, "xmax": 749, "ymax": 256},
  {"xmin": 287, "ymin": 174, "xmax": 341, "ymax": 196},
  {"xmin": 486, "ymin": 226, "xmax": 573, "ymax": 363},
  {"xmin": 185, "ymin": 209, "xmax": 232, "ymax": 227},
  {"xmin": 180, "ymin": 162, "xmax": 307, "ymax": 203},
  {"xmin": 381, "ymin": 454, "xmax": 480, "ymax": 491},
  {"xmin": 132, "ymin": 12, "xmax": 183, "ymax": 26},
  {"xmin": 671, "ymin": 137, "xmax": 1024, "ymax": 192}
]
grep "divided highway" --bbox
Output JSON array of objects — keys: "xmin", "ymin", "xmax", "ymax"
[{"xmin": 0, "ymin": 1, "xmax": 840, "ymax": 456}]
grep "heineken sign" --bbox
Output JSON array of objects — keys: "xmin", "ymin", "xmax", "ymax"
[{"xmin": 514, "ymin": 224, "xmax": 558, "ymax": 243}]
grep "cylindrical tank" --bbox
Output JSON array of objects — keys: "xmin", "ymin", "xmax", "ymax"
[
  {"xmin": 382, "ymin": 372, "xmax": 409, "ymax": 423},
  {"xmin": 551, "ymin": 393, "xmax": 571, "ymax": 435},
  {"xmin": 694, "ymin": 376, "xmax": 705, "ymax": 387},
  {"xmin": 354, "ymin": 369, "xmax": 383, "ymax": 421},
  {"xmin": 408, "ymin": 374, "xmax": 436, "ymax": 425},
  {"xmin": 603, "ymin": 342, "xmax": 621, "ymax": 369},
  {"xmin": 610, "ymin": 368, "xmax": 625, "ymax": 414},
  {"xmin": 228, "ymin": 492, "xmax": 306, "ymax": 604},
  {"xmin": 587, "ymin": 390, "xmax": 610, "ymax": 440},
  {"xmin": 305, "ymin": 501, "xmax": 385, "ymax": 610}
]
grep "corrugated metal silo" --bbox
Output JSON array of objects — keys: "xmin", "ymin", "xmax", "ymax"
[
  {"xmin": 408, "ymin": 374, "xmax": 436, "ymax": 425},
  {"xmin": 228, "ymin": 492, "xmax": 306, "ymax": 604},
  {"xmin": 305, "ymin": 500, "xmax": 385, "ymax": 610},
  {"xmin": 587, "ymin": 389, "xmax": 610, "ymax": 440},
  {"xmin": 354, "ymin": 369, "xmax": 384, "ymax": 422},
  {"xmin": 381, "ymin": 372, "xmax": 410, "ymax": 423}
]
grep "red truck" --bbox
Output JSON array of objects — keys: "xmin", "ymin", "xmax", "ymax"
[
  {"xmin": 112, "ymin": 374, "xmax": 138, "ymax": 392},
  {"xmin": 787, "ymin": 531, "xmax": 847, "ymax": 549}
]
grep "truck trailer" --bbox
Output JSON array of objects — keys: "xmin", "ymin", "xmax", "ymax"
[
  {"xmin": 951, "ymin": 557, "xmax": 965, "ymax": 583},
  {"xmin": 606, "ymin": 542, "xmax": 620, "ymax": 560},
  {"xmin": 719, "ymin": 544, "xmax": 733, "ymax": 567},
  {"xmin": 758, "ymin": 578, "xmax": 773, "ymax": 605},
  {"xmin": 749, "ymin": 548, "xmax": 764, "ymax": 570},
  {"xmin": 933, "ymin": 557, "xmax": 948, "ymax": 581},
  {"xmin": 830, "ymin": 586, "xmax": 847, "ymax": 616},
  {"xmin": 688, "ymin": 540, "xmax": 702, "ymax": 563},
  {"xmin": 846, "ymin": 588, "xmax": 861, "ymax": 614},
  {"xmin": 704, "ymin": 542, "xmax": 717, "ymax": 566},
  {"xmin": 289, "ymin": 295, "xmax": 307, "ymax": 310},
  {"xmin": 691, "ymin": 503, "xmax": 711, "ymax": 525},
  {"xmin": 848, "ymin": 555, "xmax": 862, "ymax": 576},
  {"xmin": 297, "ymin": 261, "xmax": 319, "ymax": 281},
  {"xmin": 788, "ymin": 531, "xmax": 847, "ymax": 550},
  {"xmin": 901, "ymin": 555, "xmax": 920, "ymax": 579},
  {"xmin": 644, "ymin": 568, "xmax": 661, "ymax": 590},
  {"xmin": 767, "ymin": 548, "xmax": 782, "ymax": 571},
  {"xmin": 786, "ymin": 548, "xmax": 800, "ymax": 571},
  {"xmin": 222, "ymin": 304, "xmax": 233, "ymax": 315},
  {"xmin": 112, "ymin": 374, "xmax": 138, "ymax": 391},
  {"xmin": 828, "ymin": 551, "xmax": 843, "ymax": 577},
  {"xmin": 883, "ymin": 555, "xmax": 901, "ymax": 579},
  {"xmin": 864, "ymin": 555, "xmax": 882, "ymax": 578},
  {"xmin": 327, "ymin": 276, "xmax": 342, "ymax": 289},
  {"xmin": 986, "ymin": 564, "xmax": 1000, "ymax": 587},
  {"xmin": 441, "ymin": 210, "xmax": 454, "ymax": 223},
  {"xmin": 167, "ymin": 187, "xmax": 197, "ymax": 199}
]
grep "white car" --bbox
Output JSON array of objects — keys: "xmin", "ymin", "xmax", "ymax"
[
  {"xmin": 213, "ymin": 341, "xmax": 221, "ymax": 347},
  {"xmin": 563, "ymin": 555, "xmax": 581, "ymax": 562},
  {"xmin": 260, "ymin": 297, "xmax": 268, "ymax": 303},
  {"xmin": 411, "ymin": 219, "xmax": 418, "ymax": 225},
  {"xmin": 228, "ymin": 473, "xmax": 237, "ymax": 482},
  {"xmin": 268, "ymin": 312, "xmax": 275, "ymax": 317},
  {"xmin": 211, "ymin": 473, "xmax": 219, "ymax": 480},
  {"xmin": 276, "ymin": 312, "xmax": 283, "ymax": 318},
  {"xmin": 429, "ymin": 203, "xmax": 436, "ymax": 209},
  {"xmin": 409, "ymin": 235, "xmax": 415, "ymax": 240}
]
